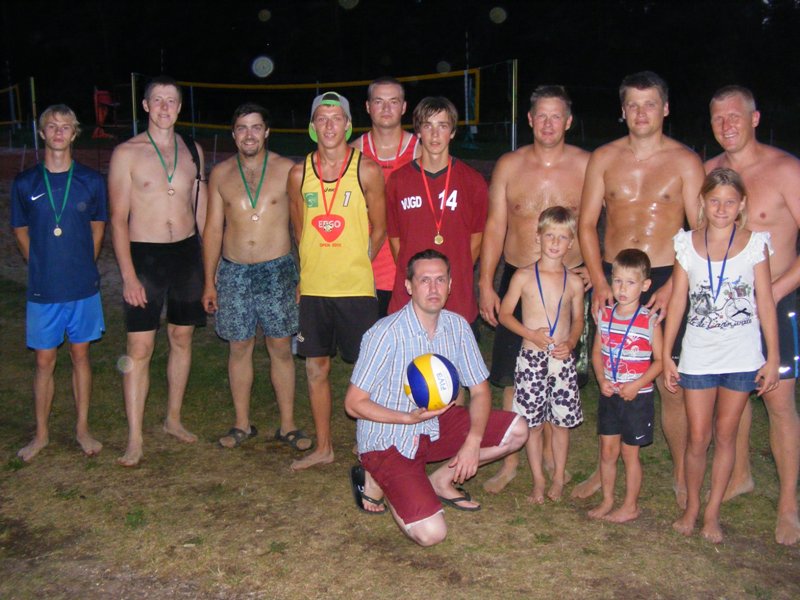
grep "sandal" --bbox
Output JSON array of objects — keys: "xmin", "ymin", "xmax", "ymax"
[
  {"xmin": 218, "ymin": 426, "xmax": 257, "ymax": 448},
  {"xmin": 274, "ymin": 428, "xmax": 313, "ymax": 452}
]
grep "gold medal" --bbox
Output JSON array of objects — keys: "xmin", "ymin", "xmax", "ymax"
[
  {"xmin": 53, "ymin": 226, "xmax": 63, "ymax": 237},
  {"xmin": 434, "ymin": 234, "xmax": 444, "ymax": 245},
  {"xmin": 167, "ymin": 187, "xmax": 175, "ymax": 196},
  {"xmin": 251, "ymin": 214, "xmax": 260, "ymax": 221}
]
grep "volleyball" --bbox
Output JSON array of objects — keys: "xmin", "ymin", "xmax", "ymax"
[{"xmin": 403, "ymin": 353, "xmax": 460, "ymax": 410}]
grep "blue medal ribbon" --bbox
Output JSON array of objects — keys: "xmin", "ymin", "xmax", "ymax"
[
  {"xmin": 705, "ymin": 224, "xmax": 736, "ymax": 304},
  {"xmin": 607, "ymin": 303, "xmax": 642, "ymax": 383},
  {"xmin": 534, "ymin": 261, "xmax": 567, "ymax": 350}
]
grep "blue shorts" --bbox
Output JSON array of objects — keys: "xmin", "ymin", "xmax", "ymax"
[
  {"xmin": 215, "ymin": 254, "xmax": 299, "ymax": 341},
  {"xmin": 678, "ymin": 370, "xmax": 758, "ymax": 393},
  {"xmin": 27, "ymin": 293, "xmax": 105, "ymax": 349}
]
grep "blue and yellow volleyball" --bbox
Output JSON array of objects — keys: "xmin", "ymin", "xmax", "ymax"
[{"xmin": 403, "ymin": 353, "xmax": 460, "ymax": 410}]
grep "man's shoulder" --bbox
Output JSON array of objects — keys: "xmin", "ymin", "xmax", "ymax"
[
  {"xmin": 589, "ymin": 137, "xmax": 627, "ymax": 162},
  {"xmin": 14, "ymin": 163, "xmax": 41, "ymax": 186},
  {"xmin": 662, "ymin": 136, "xmax": 702, "ymax": 163}
]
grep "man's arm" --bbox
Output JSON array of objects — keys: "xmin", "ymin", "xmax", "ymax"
[
  {"xmin": 361, "ymin": 158, "xmax": 386, "ymax": 261},
  {"xmin": 578, "ymin": 150, "xmax": 613, "ymax": 317},
  {"xmin": 90, "ymin": 221, "xmax": 105, "ymax": 260},
  {"xmin": 681, "ymin": 153, "xmax": 705, "ymax": 230},
  {"xmin": 287, "ymin": 163, "xmax": 305, "ymax": 244},
  {"xmin": 478, "ymin": 158, "xmax": 510, "ymax": 326},
  {"xmin": 193, "ymin": 142, "xmax": 208, "ymax": 237},
  {"xmin": 770, "ymin": 161, "xmax": 800, "ymax": 303},
  {"xmin": 470, "ymin": 232, "xmax": 483, "ymax": 264},
  {"xmin": 552, "ymin": 276, "xmax": 584, "ymax": 361},
  {"xmin": 448, "ymin": 380, "xmax": 492, "ymax": 484},
  {"xmin": 13, "ymin": 227, "xmax": 30, "ymax": 262},
  {"xmin": 201, "ymin": 166, "xmax": 225, "ymax": 314},
  {"xmin": 108, "ymin": 145, "xmax": 147, "ymax": 308},
  {"xmin": 344, "ymin": 383, "xmax": 450, "ymax": 423}
]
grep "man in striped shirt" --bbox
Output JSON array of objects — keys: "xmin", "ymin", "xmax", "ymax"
[{"xmin": 345, "ymin": 249, "xmax": 527, "ymax": 546}]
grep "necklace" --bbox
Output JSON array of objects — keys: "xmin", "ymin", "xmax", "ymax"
[
  {"xmin": 534, "ymin": 261, "xmax": 567, "ymax": 351},
  {"xmin": 41, "ymin": 161, "xmax": 74, "ymax": 237},
  {"xmin": 419, "ymin": 158, "xmax": 452, "ymax": 245},
  {"xmin": 146, "ymin": 131, "xmax": 178, "ymax": 195},
  {"xmin": 237, "ymin": 151, "xmax": 268, "ymax": 221},
  {"xmin": 607, "ymin": 304, "xmax": 642, "ymax": 383},
  {"xmin": 705, "ymin": 225, "xmax": 736, "ymax": 303}
]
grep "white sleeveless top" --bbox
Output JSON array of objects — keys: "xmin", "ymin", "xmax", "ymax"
[{"xmin": 674, "ymin": 228, "xmax": 772, "ymax": 374}]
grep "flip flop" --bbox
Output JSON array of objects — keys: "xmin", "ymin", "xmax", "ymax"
[
  {"xmin": 350, "ymin": 465, "xmax": 387, "ymax": 515},
  {"xmin": 274, "ymin": 428, "xmax": 313, "ymax": 452},
  {"xmin": 438, "ymin": 486, "xmax": 481, "ymax": 512},
  {"xmin": 218, "ymin": 426, "xmax": 257, "ymax": 448}
]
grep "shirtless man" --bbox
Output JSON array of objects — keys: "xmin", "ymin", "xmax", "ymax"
[
  {"xmin": 352, "ymin": 76, "xmax": 419, "ymax": 317},
  {"xmin": 705, "ymin": 85, "xmax": 800, "ymax": 545},
  {"xmin": 288, "ymin": 92, "xmax": 385, "ymax": 471},
  {"xmin": 202, "ymin": 102, "xmax": 310, "ymax": 452},
  {"xmin": 478, "ymin": 85, "xmax": 590, "ymax": 494},
  {"xmin": 575, "ymin": 71, "xmax": 704, "ymax": 505},
  {"xmin": 109, "ymin": 76, "xmax": 207, "ymax": 466}
]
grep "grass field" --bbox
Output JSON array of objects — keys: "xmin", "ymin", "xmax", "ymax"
[{"xmin": 1, "ymin": 270, "xmax": 799, "ymax": 599}]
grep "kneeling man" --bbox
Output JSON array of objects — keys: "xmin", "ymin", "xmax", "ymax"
[{"xmin": 345, "ymin": 249, "xmax": 528, "ymax": 546}]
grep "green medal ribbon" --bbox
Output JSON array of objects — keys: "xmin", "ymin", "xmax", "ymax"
[
  {"xmin": 146, "ymin": 131, "xmax": 178, "ymax": 185},
  {"xmin": 237, "ymin": 151, "xmax": 269, "ymax": 209},
  {"xmin": 42, "ymin": 161, "xmax": 74, "ymax": 233}
]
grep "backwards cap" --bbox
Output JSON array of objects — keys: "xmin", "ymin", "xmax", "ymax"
[{"xmin": 308, "ymin": 91, "xmax": 352, "ymax": 142}]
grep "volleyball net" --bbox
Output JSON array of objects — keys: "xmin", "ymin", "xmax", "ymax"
[
  {"xmin": 130, "ymin": 60, "xmax": 518, "ymax": 155},
  {"xmin": 0, "ymin": 83, "xmax": 23, "ymax": 127}
]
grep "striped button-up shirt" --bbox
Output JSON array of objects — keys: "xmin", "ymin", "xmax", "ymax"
[{"xmin": 352, "ymin": 301, "xmax": 489, "ymax": 459}]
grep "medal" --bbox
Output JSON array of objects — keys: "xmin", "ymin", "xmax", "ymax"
[
  {"xmin": 42, "ymin": 161, "xmax": 74, "ymax": 240},
  {"xmin": 237, "ymin": 150, "xmax": 269, "ymax": 217},
  {"xmin": 705, "ymin": 224, "xmax": 736, "ymax": 304},
  {"xmin": 607, "ymin": 304, "xmax": 642, "ymax": 383},
  {"xmin": 535, "ymin": 261, "xmax": 567, "ymax": 352},
  {"xmin": 420, "ymin": 157, "xmax": 452, "ymax": 249},
  {"xmin": 146, "ymin": 131, "xmax": 178, "ymax": 195}
]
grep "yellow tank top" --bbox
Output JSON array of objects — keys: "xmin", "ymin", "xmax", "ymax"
[{"xmin": 298, "ymin": 149, "xmax": 375, "ymax": 297}]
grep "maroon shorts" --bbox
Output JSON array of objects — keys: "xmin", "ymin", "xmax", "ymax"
[{"xmin": 360, "ymin": 406, "xmax": 518, "ymax": 526}]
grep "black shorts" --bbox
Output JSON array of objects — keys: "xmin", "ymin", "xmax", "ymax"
[
  {"xmin": 125, "ymin": 235, "xmax": 206, "ymax": 332},
  {"xmin": 764, "ymin": 290, "xmax": 799, "ymax": 380},
  {"xmin": 597, "ymin": 391, "xmax": 654, "ymax": 447},
  {"xmin": 602, "ymin": 261, "xmax": 683, "ymax": 361},
  {"xmin": 296, "ymin": 296, "xmax": 377, "ymax": 363},
  {"xmin": 489, "ymin": 262, "xmax": 522, "ymax": 388}
]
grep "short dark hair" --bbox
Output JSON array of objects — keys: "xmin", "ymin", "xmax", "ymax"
[
  {"xmin": 413, "ymin": 97, "xmax": 458, "ymax": 134},
  {"xmin": 367, "ymin": 76, "xmax": 405, "ymax": 101},
  {"xmin": 619, "ymin": 71, "xmax": 668, "ymax": 105},
  {"xmin": 231, "ymin": 102, "xmax": 271, "ymax": 129},
  {"xmin": 530, "ymin": 85, "xmax": 572, "ymax": 116},
  {"xmin": 406, "ymin": 249, "xmax": 451, "ymax": 280},
  {"xmin": 144, "ymin": 75, "xmax": 182, "ymax": 103},
  {"xmin": 710, "ymin": 85, "xmax": 757, "ymax": 113},
  {"xmin": 612, "ymin": 248, "xmax": 651, "ymax": 280}
]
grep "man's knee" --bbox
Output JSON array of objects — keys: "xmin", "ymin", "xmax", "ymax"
[
  {"xmin": 306, "ymin": 357, "xmax": 331, "ymax": 384},
  {"xmin": 68, "ymin": 342, "xmax": 91, "ymax": 367},
  {"xmin": 34, "ymin": 349, "xmax": 57, "ymax": 372},
  {"xmin": 407, "ymin": 516, "xmax": 447, "ymax": 547},
  {"xmin": 229, "ymin": 338, "xmax": 255, "ymax": 361},
  {"xmin": 507, "ymin": 417, "xmax": 529, "ymax": 451},
  {"xmin": 265, "ymin": 336, "xmax": 293, "ymax": 362},
  {"xmin": 764, "ymin": 381, "xmax": 800, "ymax": 421},
  {"xmin": 167, "ymin": 324, "xmax": 194, "ymax": 351},
  {"xmin": 127, "ymin": 332, "xmax": 156, "ymax": 362}
]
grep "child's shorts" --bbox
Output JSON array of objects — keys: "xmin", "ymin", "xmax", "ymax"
[
  {"xmin": 513, "ymin": 348, "xmax": 582, "ymax": 428},
  {"xmin": 597, "ymin": 391, "xmax": 654, "ymax": 446},
  {"xmin": 678, "ymin": 371, "xmax": 758, "ymax": 393}
]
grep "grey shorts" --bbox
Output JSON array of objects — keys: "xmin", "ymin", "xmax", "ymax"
[{"xmin": 215, "ymin": 254, "xmax": 299, "ymax": 341}]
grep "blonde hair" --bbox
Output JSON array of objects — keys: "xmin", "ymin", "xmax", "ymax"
[
  {"xmin": 698, "ymin": 167, "xmax": 747, "ymax": 228},
  {"xmin": 537, "ymin": 206, "xmax": 576, "ymax": 235},
  {"xmin": 38, "ymin": 104, "xmax": 81, "ymax": 138}
]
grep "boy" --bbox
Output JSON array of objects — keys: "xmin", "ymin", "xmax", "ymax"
[
  {"xmin": 588, "ymin": 248, "xmax": 663, "ymax": 523},
  {"xmin": 498, "ymin": 206, "xmax": 584, "ymax": 503}
]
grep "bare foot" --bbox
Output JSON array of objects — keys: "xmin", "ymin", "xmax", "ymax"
[
  {"xmin": 17, "ymin": 436, "xmax": 48, "ymax": 462},
  {"xmin": 547, "ymin": 480, "xmax": 564, "ymax": 502},
  {"xmin": 775, "ymin": 512, "xmax": 800, "ymax": 546},
  {"xmin": 603, "ymin": 505, "xmax": 641, "ymax": 523},
  {"xmin": 526, "ymin": 484, "xmax": 546, "ymax": 506},
  {"xmin": 701, "ymin": 518, "xmax": 723, "ymax": 543},
  {"xmin": 674, "ymin": 484, "xmax": 688, "ymax": 510},
  {"xmin": 77, "ymin": 432, "xmax": 102, "ymax": 457},
  {"xmin": 163, "ymin": 420, "xmax": 198, "ymax": 443},
  {"xmin": 290, "ymin": 449, "xmax": 334, "ymax": 471},
  {"xmin": 721, "ymin": 476, "xmax": 754, "ymax": 503},
  {"xmin": 117, "ymin": 446, "xmax": 143, "ymax": 467},
  {"xmin": 587, "ymin": 501, "xmax": 614, "ymax": 519},
  {"xmin": 571, "ymin": 471, "xmax": 601, "ymax": 499},
  {"xmin": 483, "ymin": 465, "xmax": 517, "ymax": 494},
  {"xmin": 672, "ymin": 511, "xmax": 697, "ymax": 536}
]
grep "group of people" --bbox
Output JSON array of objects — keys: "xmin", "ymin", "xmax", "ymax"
[{"xmin": 11, "ymin": 71, "xmax": 799, "ymax": 548}]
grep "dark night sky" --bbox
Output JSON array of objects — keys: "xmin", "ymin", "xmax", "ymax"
[{"xmin": 2, "ymin": 0, "xmax": 799, "ymax": 149}]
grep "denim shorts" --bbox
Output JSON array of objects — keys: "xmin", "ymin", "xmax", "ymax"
[{"xmin": 678, "ymin": 370, "xmax": 758, "ymax": 392}]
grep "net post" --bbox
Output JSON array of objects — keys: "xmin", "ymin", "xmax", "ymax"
[
  {"xmin": 511, "ymin": 59, "xmax": 518, "ymax": 151},
  {"xmin": 131, "ymin": 72, "xmax": 138, "ymax": 136},
  {"xmin": 189, "ymin": 84, "xmax": 196, "ymax": 138},
  {"xmin": 30, "ymin": 76, "xmax": 39, "ymax": 159}
]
